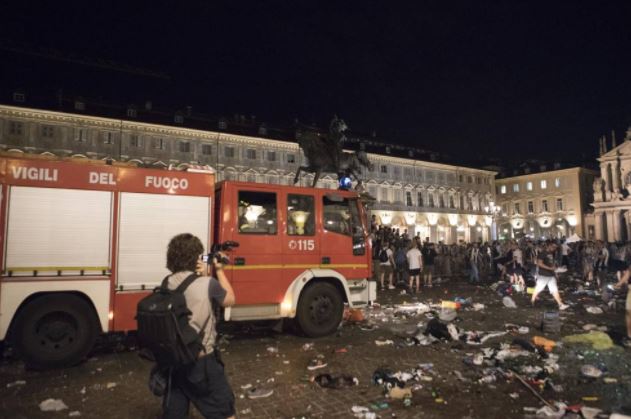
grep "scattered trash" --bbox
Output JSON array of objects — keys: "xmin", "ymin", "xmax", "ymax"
[
  {"xmin": 388, "ymin": 386, "xmax": 412, "ymax": 399},
  {"xmin": 472, "ymin": 303, "xmax": 485, "ymax": 311},
  {"xmin": 581, "ymin": 396, "xmax": 599, "ymax": 402},
  {"xmin": 307, "ymin": 358, "xmax": 328, "ymax": 370},
  {"xmin": 344, "ymin": 308, "xmax": 365, "ymax": 322},
  {"xmin": 374, "ymin": 339, "xmax": 394, "ymax": 346},
  {"xmin": 438, "ymin": 308, "xmax": 457, "ymax": 322},
  {"xmin": 6, "ymin": 380, "xmax": 26, "ymax": 388},
  {"xmin": 441, "ymin": 300, "xmax": 461, "ymax": 310},
  {"xmin": 533, "ymin": 336, "xmax": 557, "ymax": 352},
  {"xmin": 580, "ymin": 365, "xmax": 603, "ymax": 378},
  {"xmin": 502, "ymin": 296, "xmax": 517, "ymax": 308},
  {"xmin": 536, "ymin": 402, "xmax": 567, "ymax": 418},
  {"xmin": 68, "ymin": 411, "xmax": 81, "ymax": 417},
  {"xmin": 106, "ymin": 382, "xmax": 117, "ymax": 389},
  {"xmin": 562, "ymin": 332, "xmax": 614, "ymax": 350},
  {"xmin": 246, "ymin": 387, "xmax": 274, "ymax": 399},
  {"xmin": 241, "ymin": 383, "xmax": 253, "ymax": 390},
  {"xmin": 79, "ymin": 387, "xmax": 86, "ymax": 395},
  {"xmin": 302, "ymin": 343, "xmax": 314, "ymax": 351},
  {"xmin": 313, "ymin": 374, "xmax": 358, "ymax": 389},
  {"xmin": 603, "ymin": 377, "xmax": 618, "ymax": 384},
  {"xmin": 240, "ymin": 408, "xmax": 252, "ymax": 415},
  {"xmin": 39, "ymin": 399, "xmax": 68, "ymax": 412},
  {"xmin": 585, "ymin": 306, "xmax": 604, "ymax": 314},
  {"xmin": 266, "ymin": 346, "xmax": 279, "ymax": 354},
  {"xmin": 352, "ymin": 405, "xmax": 376, "ymax": 419},
  {"xmin": 542, "ymin": 311, "xmax": 561, "ymax": 333},
  {"xmin": 581, "ymin": 406, "xmax": 602, "ymax": 419}
]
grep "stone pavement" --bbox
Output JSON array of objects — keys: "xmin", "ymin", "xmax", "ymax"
[{"xmin": 1, "ymin": 277, "xmax": 631, "ymax": 418}]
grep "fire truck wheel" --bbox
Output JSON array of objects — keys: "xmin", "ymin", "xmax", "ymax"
[
  {"xmin": 13, "ymin": 293, "xmax": 99, "ymax": 370},
  {"xmin": 296, "ymin": 282, "xmax": 344, "ymax": 337}
]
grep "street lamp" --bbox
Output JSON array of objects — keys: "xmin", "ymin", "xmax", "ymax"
[{"xmin": 484, "ymin": 201, "xmax": 501, "ymax": 241}]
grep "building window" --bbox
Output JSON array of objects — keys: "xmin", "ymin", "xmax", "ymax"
[
  {"xmin": 385, "ymin": 146, "xmax": 391, "ymax": 154},
  {"xmin": 428, "ymin": 193, "xmax": 434, "ymax": 207},
  {"xmin": 9, "ymin": 121, "xmax": 23, "ymax": 136},
  {"xmin": 459, "ymin": 175, "xmax": 463, "ymax": 183},
  {"xmin": 246, "ymin": 149, "xmax": 257, "ymax": 160},
  {"xmin": 404, "ymin": 168, "xmax": 413, "ymax": 178},
  {"xmin": 459, "ymin": 195, "xmax": 464, "ymax": 209},
  {"xmin": 406, "ymin": 191, "xmax": 413, "ymax": 206},
  {"xmin": 201, "ymin": 144, "xmax": 212, "ymax": 155},
  {"xmin": 526, "ymin": 181, "xmax": 533, "ymax": 191},
  {"xmin": 502, "ymin": 204, "xmax": 508, "ymax": 216},
  {"xmin": 13, "ymin": 92, "xmax": 25, "ymax": 102},
  {"xmin": 287, "ymin": 154, "xmax": 296, "ymax": 164},
  {"xmin": 540, "ymin": 179, "xmax": 547, "ymax": 189},
  {"xmin": 556, "ymin": 198, "xmax": 563, "ymax": 210},
  {"xmin": 130, "ymin": 134, "xmax": 140, "ymax": 148},
  {"xmin": 542, "ymin": 199, "xmax": 549, "ymax": 212},
  {"xmin": 513, "ymin": 184, "xmax": 520, "ymax": 192},
  {"xmin": 127, "ymin": 108, "xmax": 137, "ymax": 118},
  {"xmin": 218, "ymin": 119, "xmax": 227, "ymax": 130},
  {"xmin": 554, "ymin": 177, "xmax": 561, "ymax": 188},
  {"xmin": 380, "ymin": 165, "xmax": 388, "ymax": 174},
  {"xmin": 439, "ymin": 194, "xmax": 445, "ymax": 208},
  {"xmin": 527, "ymin": 201, "xmax": 534, "ymax": 214},
  {"xmin": 153, "ymin": 138, "xmax": 165, "ymax": 150},
  {"xmin": 393, "ymin": 167, "xmax": 401, "ymax": 178},
  {"xmin": 41, "ymin": 125, "xmax": 54, "ymax": 138},
  {"xmin": 468, "ymin": 195, "xmax": 473, "ymax": 210},
  {"xmin": 104, "ymin": 132, "xmax": 114, "ymax": 144},
  {"xmin": 449, "ymin": 195, "xmax": 455, "ymax": 208},
  {"xmin": 174, "ymin": 114, "xmax": 184, "ymax": 124},
  {"xmin": 476, "ymin": 177, "xmax": 481, "ymax": 184},
  {"xmin": 267, "ymin": 151, "xmax": 276, "ymax": 162},
  {"xmin": 380, "ymin": 188, "xmax": 388, "ymax": 202},
  {"xmin": 418, "ymin": 192, "xmax": 424, "ymax": 207},
  {"xmin": 224, "ymin": 146, "xmax": 235, "ymax": 158},
  {"xmin": 75, "ymin": 128, "xmax": 86, "ymax": 142},
  {"xmin": 179, "ymin": 141, "xmax": 191, "ymax": 153},
  {"xmin": 514, "ymin": 203, "xmax": 521, "ymax": 214},
  {"xmin": 500, "ymin": 185, "xmax": 507, "ymax": 194},
  {"xmin": 74, "ymin": 100, "xmax": 85, "ymax": 111}
]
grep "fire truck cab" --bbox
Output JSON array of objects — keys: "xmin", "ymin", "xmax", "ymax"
[{"xmin": 0, "ymin": 155, "xmax": 375, "ymax": 368}]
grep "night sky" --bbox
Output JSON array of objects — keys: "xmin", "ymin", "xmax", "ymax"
[{"xmin": 1, "ymin": 1, "xmax": 631, "ymax": 164}]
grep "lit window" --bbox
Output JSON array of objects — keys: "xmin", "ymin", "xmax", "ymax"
[
  {"xmin": 527, "ymin": 201, "xmax": 534, "ymax": 214},
  {"xmin": 556, "ymin": 198, "xmax": 563, "ymax": 210},
  {"xmin": 540, "ymin": 180, "xmax": 547, "ymax": 189},
  {"xmin": 526, "ymin": 182, "xmax": 533, "ymax": 191},
  {"xmin": 513, "ymin": 184, "xmax": 520, "ymax": 192},
  {"xmin": 287, "ymin": 154, "xmax": 296, "ymax": 164},
  {"xmin": 500, "ymin": 185, "xmax": 507, "ymax": 194},
  {"xmin": 554, "ymin": 177, "xmax": 561, "ymax": 188}
]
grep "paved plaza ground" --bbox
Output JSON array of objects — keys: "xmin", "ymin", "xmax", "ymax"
[{"xmin": 1, "ymin": 276, "xmax": 631, "ymax": 419}]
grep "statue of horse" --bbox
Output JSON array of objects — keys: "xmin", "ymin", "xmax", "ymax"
[{"xmin": 293, "ymin": 117, "xmax": 373, "ymax": 188}]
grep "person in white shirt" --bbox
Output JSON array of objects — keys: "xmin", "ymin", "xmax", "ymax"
[
  {"xmin": 406, "ymin": 242, "xmax": 423, "ymax": 293},
  {"xmin": 560, "ymin": 240, "xmax": 571, "ymax": 267}
]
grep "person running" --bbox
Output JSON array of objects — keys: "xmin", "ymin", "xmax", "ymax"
[
  {"xmin": 532, "ymin": 241, "xmax": 569, "ymax": 310},
  {"xmin": 406, "ymin": 241, "xmax": 423, "ymax": 293}
]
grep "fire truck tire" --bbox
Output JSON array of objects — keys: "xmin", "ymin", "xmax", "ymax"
[
  {"xmin": 296, "ymin": 282, "xmax": 344, "ymax": 337},
  {"xmin": 13, "ymin": 293, "xmax": 99, "ymax": 370}
]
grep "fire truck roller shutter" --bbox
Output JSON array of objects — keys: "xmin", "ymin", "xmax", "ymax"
[
  {"xmin": 286, "ymin": 269, "xmax": 349, "ymax": 337},
  {"xmin": 117, "ymin": 193, "xmax": 210, "ymax": 290},
  {"xmin": 5, "ymin": 187, "xmax": 113, "ymax": 275}
]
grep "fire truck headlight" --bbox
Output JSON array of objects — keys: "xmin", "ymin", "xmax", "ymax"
[
  {"xmin": 281, "ymin": 300, "xmax": 293, "ymax": 316},
  {"xmin": 108, "ymin": 311, "xmax": 114, "ymax": 321}
]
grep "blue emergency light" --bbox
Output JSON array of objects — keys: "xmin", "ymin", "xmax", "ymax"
[{"xmin": 338, "ymin": 176, "xmax": 352, "ymax": 190}]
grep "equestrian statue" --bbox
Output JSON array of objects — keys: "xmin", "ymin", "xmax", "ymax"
[{"xmin": 293, "ymin": 116, "xmax": 373, "ymax": 189}]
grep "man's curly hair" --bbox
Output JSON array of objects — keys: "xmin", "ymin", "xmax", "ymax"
[{"xmin": 167, "ymin": 233, "xmax": 204, "ymax": 273}]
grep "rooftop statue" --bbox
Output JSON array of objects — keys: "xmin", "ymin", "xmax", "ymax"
[{"xmin": 294, "ymin": 116, "xmax": 373, "ymax": 189}]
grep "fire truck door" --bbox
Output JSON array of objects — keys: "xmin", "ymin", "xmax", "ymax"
[
  {"xmin": 320, "ymin": 195, "xmax": 370, "ymax": 280},
  {"xmin": 229, "ymin": 188, "xmax": 282, "ymax": 304},
  {"xmin": 283, "ymin": 192, "xmax": 319, "ymax": 287}
]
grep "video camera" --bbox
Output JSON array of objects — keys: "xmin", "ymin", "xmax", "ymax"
[{"xmin": 202, "ymin": 241, "xmax": 239, "ymax": 265}]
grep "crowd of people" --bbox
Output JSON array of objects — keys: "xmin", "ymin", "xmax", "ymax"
[{"xmin": 369, "ymin": 222, "xmax": 631, "ymax": 347}]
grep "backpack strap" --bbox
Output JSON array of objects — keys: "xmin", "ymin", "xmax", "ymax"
[
  {"xmin": 160, "ymin": 275, "xmax": 172, "ymax": 291},
  {"xmin": 174, "ymin": 273, "xmax": 200, "ymax": 294}
]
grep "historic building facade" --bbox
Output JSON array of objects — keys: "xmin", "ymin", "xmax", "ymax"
[
  {"xmin": 495, "ymin": 167, "xmax": 597, "ymax": 240},
  {"xmin": 0, "ymin": 104, "xmax": 496, "ymax": 243},
  {"xmin": 589, "ymin": 129, "xmax": 631, "ymax": 242}
]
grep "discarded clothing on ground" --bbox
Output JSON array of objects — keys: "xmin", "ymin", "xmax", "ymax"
[
  {"xmin": 562, "ymin": 331, "xmax": 614, "ymax": 350},
  {"xmin": 313, "ymin": 373, "xmax": 359, "ymax": 389}
]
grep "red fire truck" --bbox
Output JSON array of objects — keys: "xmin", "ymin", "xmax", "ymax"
[{"xmin": 0, "ymin": 155, "xmax": 375, "ymax": 368}]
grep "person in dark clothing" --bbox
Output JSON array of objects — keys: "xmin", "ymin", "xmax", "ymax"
[{"xmin": 422, "ymin": 243, "xmax": 437, "ymax": 287}]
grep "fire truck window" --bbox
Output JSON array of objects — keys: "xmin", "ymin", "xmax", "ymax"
[
  {"xmin": 323, "ymin": 196, "xmax": 351, "ymax": 236},
  {"xmin": 287, "ymin": 194, "xmax": 315, "ymax": 236},
  {"xmin": 238, "ymin": 191, "xmax": 277, "ymax": 235}
]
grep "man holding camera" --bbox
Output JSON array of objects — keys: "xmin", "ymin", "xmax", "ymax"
[{"xmin": 162, "ymin": 233, "xmax": 236, "ymax": 419}]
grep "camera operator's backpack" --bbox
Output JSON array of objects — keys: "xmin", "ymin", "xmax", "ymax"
[
  {"xmin": 379, "ymin": 248, "xmax": 389, "ymax": 263},
  {"xmin": 136, "ymin": 273, "xmax": 209, "ymax": 368}
]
